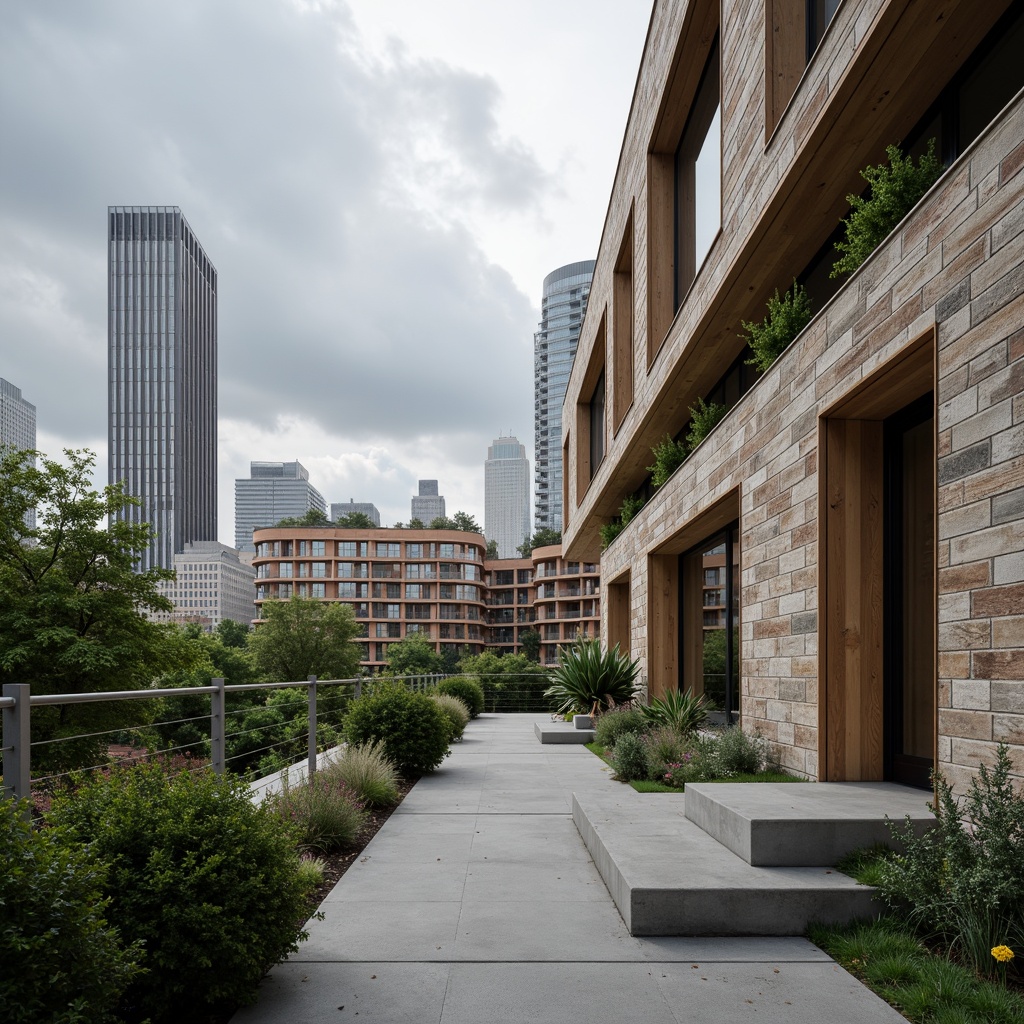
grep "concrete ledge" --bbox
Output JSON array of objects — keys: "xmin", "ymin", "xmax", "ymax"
[
  {"xmin": 574, "ymin": 789, "xmax": 879, "ymax": 936},
  {"xmin": 535, "ymin": 722, "xmax": 596, "ymax": 744},
  {"xmin": 684, "ymin": 782, "xmax": 936, "ymax": 866}
]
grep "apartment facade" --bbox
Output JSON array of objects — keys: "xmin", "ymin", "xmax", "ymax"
[
  {"xmin": 563, "ymin": 0, "xmax": 1024, "ymax": 793},
  {"xmin": 108, "ymin": 206, "xmax": 217, "ymax": 571},
  {"xmin": 251, "ymin": 526, "xmax": 600, "ymax": 671},
  {"xmin": 531, "ymin": 546, "xmax": 601, "ymax": 666}
]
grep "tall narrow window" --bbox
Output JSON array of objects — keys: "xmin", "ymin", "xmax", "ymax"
[
  {"xmin": 807, "ymin": 0, "xmax": 841, "ymax": 60},
  {"xmin": 589, "ymin": 371, "xmax": 606, "ymax": 477},
  {"xmin": 675, "ymin": 37, "xmax": 721, "ymax": 309}
]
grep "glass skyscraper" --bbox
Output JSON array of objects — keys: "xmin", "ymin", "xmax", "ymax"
[
  {"xmin": 108, "ymin": 206, "xmax": 217, "ymax": 572},
  {"xmin": 0, "ymin": 378, "xmax": 37, "ymax": 530},
  {"xmin": 534, "ymin": 260, "xmax": 595, "ymax": 533},
  {"xmin": 484, "ymin": 435, "xmax": 530, "ymax": 558}
]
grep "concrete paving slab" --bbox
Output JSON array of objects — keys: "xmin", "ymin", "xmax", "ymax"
[
  {"xmin": 230, "ymin": 962, "xmax": 451, "ymax": 1024},
  {"xmin": 231, "ymin": 714, "xmax": 909, "ymax": 1024},
  {"xmin": 290, "ymin": 901, "xmax": 462, "ymax": 961},
  {"xmin": 441, "ymin": 963, "xmax": 679, "ymax": 1024},
  {"xmin": 453, "ymin": 899, "xmax": 642, "ymax": 960},
  {"xmin": 654, "ymin": 960, "xmax": 909, "ymax": 1023}
]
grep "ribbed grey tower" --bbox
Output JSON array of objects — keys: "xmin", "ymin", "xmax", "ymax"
[
  {"xmin": 108, "ymin": 206, "xmax": 217, "ymax": 572},
  {"xmin": 534, "ymin": 260, "xmax": 594, "ymax": 533}
]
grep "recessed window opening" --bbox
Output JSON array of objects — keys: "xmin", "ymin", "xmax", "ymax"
[
  {"xmin": 589, "ymin": 370, "xmax": 606, "ymax": 477},
  {"xmin": 674, "ymin": 35, "xmax": 721, "ymax": 311},
  {"xmin": 806, "ymin": 0, "xmax": 842, "ymax": 61}
]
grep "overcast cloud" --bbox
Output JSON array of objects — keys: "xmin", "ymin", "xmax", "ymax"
[{"xmin": 0, "ymin": 0, "xmax": 651, "ymax": 535}]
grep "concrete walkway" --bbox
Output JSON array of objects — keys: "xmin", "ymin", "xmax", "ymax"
[{"xmin": 232, "ymin": 714, "xmax": 906, "ymax": 1023}]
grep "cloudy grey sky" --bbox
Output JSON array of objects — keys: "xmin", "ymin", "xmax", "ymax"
[{"xmin": 1, "ymin": 0, "xmax": 652, "ymax": 538}]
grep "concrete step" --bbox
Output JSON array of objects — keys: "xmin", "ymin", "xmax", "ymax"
[
  {"xmin": 573, "ymin": 789, "xmax": 879, "ymax": 936},
  {"xmin": 534, "ymin": 722, "xmax": 596, "ymax": 744},
  {"xmin": 683, "ymin": 782, "xmax": 936, "ymax": 866}
]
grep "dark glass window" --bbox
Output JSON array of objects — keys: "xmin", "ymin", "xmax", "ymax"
[
  {"xmin": 589, "ymin": 370, "xmax": 606, "ymax": 477},
  {"xmin": 674, "ymin": 36, "xmax": 721, "ymax": 310}
]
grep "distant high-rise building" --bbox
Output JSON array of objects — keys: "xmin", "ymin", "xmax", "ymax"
[
  {"xmin": 149, "ymin": 541, "xmax": 256, "ymax": 630},
  {"xmin": 234, "ymin": 461, "xmax": 326, "ymax": 551},
  {"xmin": 0, "ymin": 377, "xmax": 37, "ymax": 529},
  {"xmin": 534, "ymin": 260, "xmax": 595, "ymax": 532},
  {"xmin": 411, "ymin": 479, "xmax": 445, "ymax": 524},
  {"xmin": 330, "ymin": 501, "xmax": 381, "ymax": 526},
  {"xmin": 484, "ymin": 435, "xmax": 530, "ymax": 558},
  {"xmin": 108, "ymin": 206, "xmax": 217, "ymax": 572}
]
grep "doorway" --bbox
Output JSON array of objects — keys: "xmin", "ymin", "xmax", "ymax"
[{"xmin": 883, "ymin": 395, "xmax": 936, "ymax": 789}]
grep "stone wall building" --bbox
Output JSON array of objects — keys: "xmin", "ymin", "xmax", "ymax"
[{"xmin": 562, "ymin": 0, "xmax": 1024, "ymax": 793}]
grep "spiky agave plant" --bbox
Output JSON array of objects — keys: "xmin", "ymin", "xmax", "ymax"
[
  {"xmin": 544, "ymin": 638, "xmax": 640, "ymax": 717},
  {"xmin": 640, "ymin": 688, "xmax": 714, "ymax": 735}
]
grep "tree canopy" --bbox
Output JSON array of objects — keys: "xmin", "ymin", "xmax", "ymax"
[
  {"xmin": 517, "ymin": 528, "xmax": 562, "ymax": 557},
  {"xmin": 335, "ymin": 511, "xmax": 375, "ymax": 529},
  {"xmin": 484, "ymin": 539, "xmax": 499, "ymax": 559},
  {"xmin": 383, "ymin": 633, "xmax": 442, "ymax": 677},
  {"xmin": 274, "ymin": 507, "xmax": 330, "ymax": 528},
  {"xmin": 0, "ymin": 448, "xmax": 199, "ymax": 766},
  {"xmin": 428, "ymin": 511, "xmax": 482, "ymax": 533},
  {"xmin": 247, "ymin": 596, "xmax": 362, "ymax": 681}
]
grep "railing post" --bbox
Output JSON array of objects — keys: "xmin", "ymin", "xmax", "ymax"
[
  {"xmin": 2, "ymin": 683, "xmax": 31, "ymax": 809},
  {"xmin": 307, "ymin": 675, "xmax": 317, "ymax": 779},
  {"xmin": 210, "ymin": 677, "xmax": 226, "ymax": 776},
  {"xmin": 354, "ymin": 677, "xmax": 362, "ymax": 700}
]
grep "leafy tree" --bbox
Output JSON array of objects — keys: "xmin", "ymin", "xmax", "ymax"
[
  {"xmin": 457, "ymin": 651, "xmax": 549, "ymax": 711},
  {"xmin": 485, "ymin": 539, "xmax": 499, "ymax": 559},
  {"xmin": 429, "ymin": 515, "xmax": 456, "ymax": 530},
  {"xmin": 383, "ymin": 633, "xmax": 443, "ymax": 676},
  {"xmin": 452, "ymin": 510, "xmax": 481, "ymax": 533},
  {"xmin": 247, "ymin": 596, "xmax": 361, "ymax": 682},
  {"xmin": 216, "ymin": 617, "xmax": 251, "ymax": 648},
  {"xmin": 274, "ymin": 507, "xmax": 329, "ymax": 527},
  {"xmin": 0, "ymin": 448, "xmax": 197, "ymax": 768},
  {"xmin": 517, "ymin": 527, "xmax": 562, "ymax": 557},
  {"xmin": 519, "ymin": 627, "xmax": 541, "ymax": 663},
  {"xmin": 408, "ymin": 517, "xmax": 425, "ymax": 529},
  {"xmin": 336, "ymin": 511, "xmax": 374, "ymax": 528}
]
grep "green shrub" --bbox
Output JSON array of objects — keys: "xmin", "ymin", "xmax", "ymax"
[
  {"xmin": 267, "ymin": 771, "xmax": 367, "ymax": 853},
  {"xmin": 47, "ymin": 762, "xmax": 316, "ymax": 1023},
  {"xmin": 1, "ymin": 797, "xmax": 142, "ymax": 1024},
  {"xmin": 544, "ymin": 638, "xmax": 640, "ymax": 716},
  {"xmin": 640, "ymin": 688, "xmax": 713, "ymax": 735},
  {"xmin": 600, "ymin": 494, "xmax": 645, "ymax": 549},
  {"xmin": 832, "ymin": 139, "xmax": 943, "ymax": 278},
  {"xmin": 431, "ymin": 692, "xmax": 471, "ymax": 742},
  {"xmin": 877, "ymin": 743, "xmax": 1024, "ymax": 977},
  {"xmin": 713, "ymin": 726, "xmax": 771, "ymax": 776},
  {"xmin": 436, "ymin": 675, "xmax": 485, "ymax": 717},
  {"xmin": 327, "ymin": 739, "xmax": 400, "ymax": 807},
  {"xmin": 647, "ymin": 435, "xmax": 689, "ymax": 488},
  {"xmin": 610, "ymin": 731, "xmax": 650, "ymax": 783},
  {"xmin": 742, "ymin": 281, "xmax": 813, "ymax": 374},
  {"xmin": 344, "ymin": 682, "xmax": 451, "ymax": 774},
  {"xmin": 643, "ymin": 726, "xmax": 694, "ymax": 781},
  {"xmin": 684, "ymin": 398, "xmax": 728, "ymax": 454},
  {"xmin": 594, "ymin": 705, "xmax": 649, "ymax": 748}
]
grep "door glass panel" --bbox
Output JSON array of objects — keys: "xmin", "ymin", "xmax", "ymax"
[{"xmin": 901, "ymin": 418, "xmax": 934, "ymax": 760}]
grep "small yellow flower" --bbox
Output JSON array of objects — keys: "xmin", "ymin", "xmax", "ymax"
[{"xmin": 992, "ymin": 945, "xmax": 1015, "ymax": 963}]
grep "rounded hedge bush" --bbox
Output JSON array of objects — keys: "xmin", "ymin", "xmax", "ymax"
[
  {"xmin": 610, "ymin": 731, "xmax": 651, "ymax": 783},
  {"xmin": 436, "ymin": 676, "xmax": 485, "ymax": 718},
  {"xmin": 47, "ymin": 762, "xmax": 316, "ymax": 1023},
  {"xmin": 345, "ymin": 682, "xmax": 451, "ymax": 774},
  {"xmin": 430, "ymin": 692, "xmax": 471, "ymax": 742},
  {"xmin": 594, "ymin": 706, "xmax": 649, "ymax": 749},
  {"xmin": 2, "ymin": 797, "xmax": 142, "ymax": 1024}
]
